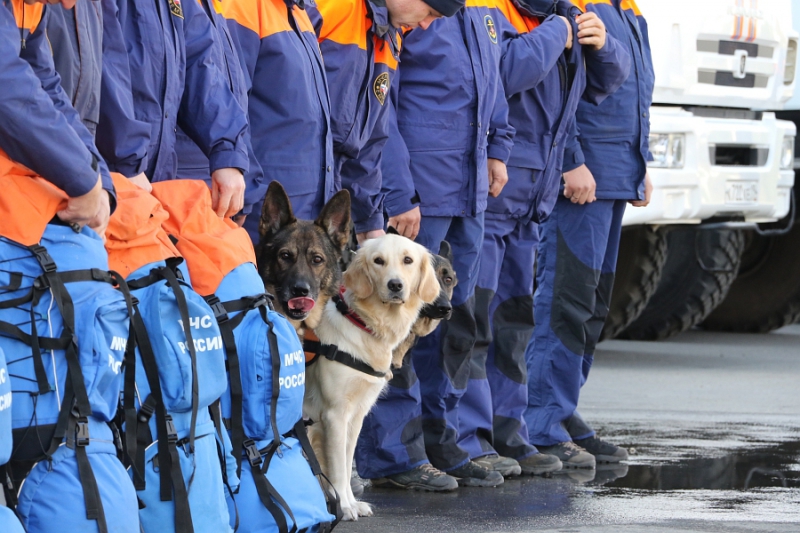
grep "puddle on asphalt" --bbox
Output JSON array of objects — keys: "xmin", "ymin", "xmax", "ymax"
[{"xmin": 600, "ymin": 439, "xmax": 800, "ymax": 491}]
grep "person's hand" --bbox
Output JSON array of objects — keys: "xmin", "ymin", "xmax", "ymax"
[
  {"xmin": 388, "ymin": 206, "xmax": 421, "ymax": 240},
  {"xmin": 56, "ymin": 175, "xmax": 111, "ymax": 236},
  {"xmin": 211, "ymin": 167, "xmax": 245, "ymax": 218},
  {"xmin": 563, "ymin": 164, "xmax": 597, "ymax": 204},
  {"xmin": 129, "ymin": 172, "xmax": 152, "ymax": 193},
  {"xmin": 356, "ymin": 229, "xmax": 386, "ymax": 244},
  {"xmin": 575, "ymin": 11, "xmax": 606, "ymax": 50},
  {"xmin": 630, "ymin": 171, "xmax": 653, "ymax": 207},
  {"xmin": 488, "ymin": 158, "xmax": 508, "ymax": 198},
  {"xmin": 558, "ymin": 16, "xmax": 573, "ymax": 50}
]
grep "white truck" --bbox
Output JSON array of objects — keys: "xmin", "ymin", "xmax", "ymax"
[{"xmin": 603, "ymin": 0, "xmax": 799, "ymax": 339}]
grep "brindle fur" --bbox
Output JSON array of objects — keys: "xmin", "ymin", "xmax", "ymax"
[
  {"xmin": 390, "ymin": 239, "xmax": 457, "ymax": 369},
  {"xmin": 255, "ymin": 182, "xmax": 352, "ymax": 339}
]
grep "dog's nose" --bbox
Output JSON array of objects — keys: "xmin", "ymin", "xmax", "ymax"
[
  {"xmin": 387, "ymin": 279, "xmax": 404, "ymax": 293},
  {"xmin": 290, "ymin": 282, "xmax": 311, "ymax": 297},
  {"xmin": 437, "ymin": 304, "xmax": 452, "ymax": 316}
]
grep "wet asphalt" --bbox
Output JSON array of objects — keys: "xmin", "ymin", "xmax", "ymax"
[{"xmin": 339, "ymin": 325, "xmax": 800, "ymax": 533}]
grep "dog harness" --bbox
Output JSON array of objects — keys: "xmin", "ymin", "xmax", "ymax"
[{"xmin": 304, "ymin": 289, "xmax": 387, "ymax": 379}]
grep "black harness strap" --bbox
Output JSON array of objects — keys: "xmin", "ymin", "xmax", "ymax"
[
  {"xmin": 292, "ymin": 419, "xmax": 342, "ymax": 529},
  {"xmin": 303, "ymin": 339, "xmax": 387, "ymax": 379},
  {"xmin": 130, "ymin": 301, "xmax": 194, "ymax": 533}
]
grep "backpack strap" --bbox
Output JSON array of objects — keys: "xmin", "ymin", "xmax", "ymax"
[
  {"xmin": 130, "ymin": 300, "xmax": 194, "ymax": 533},
  {"xmin": 292, "ymin": 419, "xmax": 342, "ymax": 529},
  {"xmin": 244, "ymin": 439, "xmax": 297, "ymax": 533},
  {"xmin": 209, "ymin": 400, "xmax": 239, "ymax": 531}
]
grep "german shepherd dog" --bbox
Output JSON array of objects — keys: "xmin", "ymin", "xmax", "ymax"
[
  {"xmin": 255, "ymin": 182, "xmax": 352, "ymax": 339},
  {"xmin": 388, "ymin": 235, "xmax": 458, "ymax": 369}
]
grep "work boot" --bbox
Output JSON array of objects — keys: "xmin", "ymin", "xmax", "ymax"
[
  {"xmin": 536, "ymin": 441, "xmax": 596, "ymax": 469},
  {"xmin": 573, "ymin": 435, "xmax": 629, "ymax": 463},
  {"xmin": 474, "ymin": 454, "xmax": 522, "ymax": 477},
  {"xmin": 518, "ymin": 452, "xmax": 562, "ymax": 475},
  {"xmin": 447, "ymin": 460, "xmax": 504, "ymax": 487},
  {"xmin": 350, "ymin": 471, "xmax": 368, "ymax": 497},
  {"xmin": 372, "ymin": 463, "xmax": 458, "ymax": 492}
]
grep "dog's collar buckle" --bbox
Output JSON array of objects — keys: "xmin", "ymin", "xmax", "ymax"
[{"xmin": 333, "ymin": 289, "xmax": 374, "ymax": 335}]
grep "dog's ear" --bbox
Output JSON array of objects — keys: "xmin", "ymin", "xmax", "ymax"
[
  {"xmin": 315, "ymin": 190, "xmax": 352, "ymax": 252},
  {"xmin": 343, "ymin": 249, "xmax": 374, "ymax": 300},
  {"xmin": 417, "ymin": 253, "xmax": 440, "ymax": 304},
  {"xmin": 260, "ymin": 182, "xmax": 296, "ymax": 240},
  {"xmin": 438, "ymin": 240, "xmax": 453, "ymax": 264},
  {"xmin": 386, "ymin": 226, "xmax": 400, "ymax": 236}
]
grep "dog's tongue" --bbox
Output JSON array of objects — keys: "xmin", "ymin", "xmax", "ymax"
[{"xmin": 288, "ymin": 297, "xmax": 315, "ymax": 313}]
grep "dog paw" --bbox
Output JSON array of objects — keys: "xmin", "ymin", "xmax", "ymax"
[
  {"xmin": 341, "ymin": 506, "xmax": 359, "ymax": 521},
  {"xmin": 353, "ymin": 501, "xmax": 374, "ymax": 517}
]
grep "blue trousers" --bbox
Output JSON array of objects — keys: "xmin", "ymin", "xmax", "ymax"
[
  {"xmin": 525, "ymin": 196, "xmax": 626, "ymax": 446},
  {"xmin": 357, "ymin": 214, "xmax": 485, "ymax": 476},
  {"xmin": 464, "ymin": 212, "xmax": 540, "ymax": 461}
]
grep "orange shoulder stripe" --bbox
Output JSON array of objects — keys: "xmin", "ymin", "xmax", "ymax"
[
  {"xmin": 373, "ymin": 35, "xmax": 398, "ymax": 69},
  {"xmin": 619, "ymin": 0, "xmax": 642, "ymax": 16},
  {"xmin": 315, "ymin": 0, "xmax": 368, "ymax": 49},
  {"xmin": 223, "ymin": 0, "xmax": 294, "ymax": 40},
  {"xmin": 494, "ymin": 0, "xmax": 539, "ymax": 34},
  {"xmin": 294, "ymin": 5, "xmax": 316, "ymax": 34}
]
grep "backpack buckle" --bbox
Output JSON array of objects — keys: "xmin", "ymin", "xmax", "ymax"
[
  {"xmin": 204, "ymin": 295, "xmax": 228, "ymax": 323},
  {"xmin": 165, "ymin": 415, "xmax": 178, "ymax": 444},
  {"xmin": 137, "ymin": 401, "xmax": 155, "ymax": 424},
  {"xmin": 75, "ymin": 418, "xmax": 90, "ymax": 447},
  {"xmin": 29, "ymin": 245, "xmax": 57, "ymax": 273},
  {"xmin": 244, "ymin": 439, "xmax": 262, "ymax": 468}
]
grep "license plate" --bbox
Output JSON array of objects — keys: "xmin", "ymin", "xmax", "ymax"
[{"xmin": 724, "ymin": 181, "xmax": 758, "ymax": 204}]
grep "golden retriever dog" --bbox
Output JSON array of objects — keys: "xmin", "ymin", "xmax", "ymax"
[{"xmin": 303, "ymin": 234, "xmax": 440, "ymax": 521}]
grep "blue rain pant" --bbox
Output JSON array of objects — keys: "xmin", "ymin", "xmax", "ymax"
[
  {"xmin": 525, "ymin": 196, "xmax": 627, "ymax": 446},
  {"xmin": 357, "ymin": 214, "xmax": 484, "ymax": 476},
  {"xmin": 465, "ymin": 211, "xmax": 540, "ymax": 461}
]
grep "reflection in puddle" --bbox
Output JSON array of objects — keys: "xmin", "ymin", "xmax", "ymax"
[{"xmin": 602, "ymin": 439, "xmax": 800, "ymax": 491}]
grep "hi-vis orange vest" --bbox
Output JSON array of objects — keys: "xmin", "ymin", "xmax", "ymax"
[
  {"xmin": 0, "ymin": 150, "xmax": 69, "ymax": 246},
  {"xmin": 105, "ymin": 174, "xmax": 181, "ymax": 278},
  {"xmin": 151, "ymin": 180, "xmax": 256, "ymax": 297}
]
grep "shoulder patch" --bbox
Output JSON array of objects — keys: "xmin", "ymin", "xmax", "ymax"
[
  {"xmin": 373, "ymin": 72, "xmax": 390, "ymax": 105},
  {"xmin": 484, "ymin": 14, "xmax": 497, "ymax": 44},
  {"xmin": 169, "ymin": 0, "xmax": 184, "ymax": 19}
]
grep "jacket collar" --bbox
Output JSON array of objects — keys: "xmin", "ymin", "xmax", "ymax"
[{"xmin": 367, "ymin": 0, "xmax": 401, "ymax": 59}]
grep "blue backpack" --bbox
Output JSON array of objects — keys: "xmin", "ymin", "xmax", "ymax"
[
  {"xmin": 208, "ymin": 262, "xmax": 340, "ymax": 533},
  {"xmin": 0, "ymin": 224, "xmax": 138, "ymax": 533},
  {"xmin": 121, "ymin": 258, "xmax": 231, "ymax": 533}
]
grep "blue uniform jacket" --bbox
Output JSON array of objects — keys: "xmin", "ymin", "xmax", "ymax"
[
  {"xmin": 98, "ymin": 0, "xmax": 249, "ymax": 183},
  {"xmin": 493, "ymin": 0, "xmax": 629, "ymax": 221},
  {"xmin": 381, "ymin": 1, "xmax": 516, "ymax": 219},
  {"xmin": 308, "ymin": 0, "xmax": 401, "ymax": 233},
  {"xmin": 46, "ymin": 0, "xmax": 103, "ymax": 138},
  {"xmin": 564, "ymin": 0, "xmax": 654, "ymax": 200},
  {"xmin": 224, "ymin": 0, "xmax": 331, "ymax": 215},
  {"xmin": 0, "ymin": 0, "xmax": 114, "ymax": 203},
  {"xmin": 174, "ymin": 0, "xmax": 266, "ymax": 216}
]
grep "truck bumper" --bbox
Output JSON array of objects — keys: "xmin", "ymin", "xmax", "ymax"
[{"xmin": 622, "ymin": 107, "xmax": 796, "ymax": 226}]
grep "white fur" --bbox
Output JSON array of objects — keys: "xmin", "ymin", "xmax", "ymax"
[{"xmin": 303, "ymin": 235, "xmax": 439, "ymax": 521}]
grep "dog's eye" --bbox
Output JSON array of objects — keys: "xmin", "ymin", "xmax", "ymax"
[
  {"xmin": 312, "ymin": 255, "xmax": 324, "ymax": 265},
  {"xmin": 373, "ymin": 257, "xmax": 385, "ymax": 265},
  {"xmin": 279, "ymin": 251, "xmax": 292, "ymax": 260},
  {"xmin": 403, "ymin": 256, "xmax": 413, "ymax": 265}
]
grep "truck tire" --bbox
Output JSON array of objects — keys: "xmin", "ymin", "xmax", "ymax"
[
  {"xmin": 600, "ymin": 226, "xmax": 667, "ymax": 340},
  {"xmin": 701, "ymin": 219, "xmax": 800, "ymax": 333},
  {"xmin": 619, "ymin": 227, "xmax": 745, "ymax": 341}
]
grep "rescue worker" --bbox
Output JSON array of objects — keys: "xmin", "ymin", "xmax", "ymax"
[
  {"xmin": 98, "ymin": 0, "xmax": 250, "ymax": 220},
  {"xmin": 471, "ymin": 0, "xmax": 630, "ymax": 473},
  {"xmin": 524, "ymin": 0, "xmax": 654, "ymax": 467},
  {"xmin": 1, "ymin": 0, "xmax": 112, "ymax": 235},
  {"xmin": 175, "ymin": 0, "xmax": 266, "ymax": 228},
  {"xmin": 307, "ymin": 0, "xmax": 446, "ymax": 243},
  {"xmin": 223, "ymin": 0, "xmax": 330, "ymax": 241},
  {"xmin": 46, "ymin": 0, "xmax": 102, "ymax": 138},
  {"xmin": 357, "ymin": 0, "xmax": 517, "ymax": 489}
]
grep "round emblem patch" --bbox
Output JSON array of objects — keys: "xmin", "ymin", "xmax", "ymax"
[
  {"xmin": 484, "ymin": 15, "xmax": 497, "ymax": 44},
  {"xmin": 373, "ymin": 72, "xmax": 390, "ymax": 106}
]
